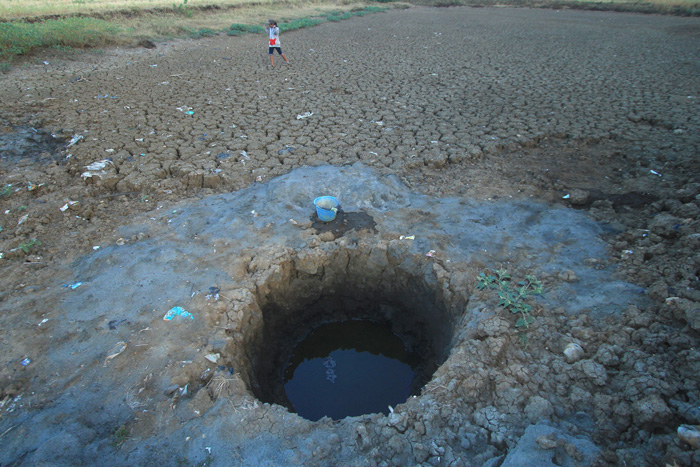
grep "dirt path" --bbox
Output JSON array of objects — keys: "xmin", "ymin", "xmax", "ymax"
[{"xmin": 1, "ymin": 6, "xmax": 699, "ymax": 466}]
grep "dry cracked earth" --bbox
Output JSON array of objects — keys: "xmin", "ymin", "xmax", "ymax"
[{"xmin": 1, "ymin": 6, "xmax": 700, "ymax": 467}]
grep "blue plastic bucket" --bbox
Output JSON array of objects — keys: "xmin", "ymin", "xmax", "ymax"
[{"xmin": 314, "ymin": 196, "xmax": 339, "ymax": 222}]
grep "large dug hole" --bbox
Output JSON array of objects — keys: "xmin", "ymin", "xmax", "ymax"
[{"xmin": 245, "ymin": 245, "xmax": 460, "ymax": 421}]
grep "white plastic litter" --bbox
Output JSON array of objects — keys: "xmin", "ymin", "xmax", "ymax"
[
  {"xmin": 81, "ymin": 160, "xmax": 113, "ymax": 180},
  {"xmin": 66, "ymin": 134, "xmax": 83, "ymax": 147}
]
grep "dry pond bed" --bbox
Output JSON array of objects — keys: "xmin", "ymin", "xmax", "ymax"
[{"xmin": 1, "ymin": 6, "xmax": 699, "ymax": 466}]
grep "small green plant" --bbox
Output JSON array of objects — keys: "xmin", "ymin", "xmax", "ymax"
[
  {"xmin": 227, "ymin": 23, "xmax": 264, "ymax": 36},
  {"xmin": 327, "ymin": 11, "xmax": 353, "ymax": 21},
  {"xmin": 477, "ymin": 269, "xmax": 543, "ymax": 343},
  {"xmin": 18, "ymin": 239, "xmax": 40, "ymax": 253},
  {"xmin": 0, "ymin": 184, "xmax": 12, "ymax": 197},
  {"xmin": 279, "ymin": 18, "xmax": 323, "ymax": 32},
  {"xmin": 173, "ymin": 0, "xmax": 192, "ymax": 17},
  {"xmin": 111, "ymin": 425, "xmax": 129, "ymax": 448},
  {"xmin": 186, "ymin": 27, "xmax": 217, "ymax": 39}
]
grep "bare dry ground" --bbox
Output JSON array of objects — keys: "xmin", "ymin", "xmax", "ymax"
[{"xmin": 1, "ymin": 6, "xmax": 700, "ymax": 466}]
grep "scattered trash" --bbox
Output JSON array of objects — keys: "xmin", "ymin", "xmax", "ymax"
[
  {"xmin": 563, "ymin": 342, "xmax": 584, "ymax": 363},
  {"xmin": 104, "ymin": 341, "xmax": 127, "ymax": 366},
  {"xmin": 678, "ymin": 424, "xmax": 700, "ymax": 448},
  {"xmin": 650, "ymin": 169, "xmax": 662, "ymax": 177},
  {"xmin": 108, "ymin": 319, "xmax": 126, "ymax": 330},
  {"xmin": 239, "ymin": 150, "xmax": 250, "ymax": 161},
  {"xmin": 185, "ymin": 111, "xmax": 194, "ymax": 115},
  {"xmin": 82, "ymin": 159, "xmax": 113, "ymax": 180},
  {"xmin": 426, "ymin": 250, "xmax": 436, "ymax": 257},
  {"xmin": 60, "ymin": 201, "xmax": 79, "ymax": 212},
  {"xmin": 63, "ymin": 281, "xmax": 83, "ymax": 289},
  {"xmin": 314, "ymin": 196, "xmax": 339, "ymax": 222},
  {"xmin": 93, "ymin": 245, "xmax": 100, "ymax": 250},
  {"xmin": 205, "ymin": 353, "xmax": 220, "ymax": 364},
  {"xmin": 217, "ymin": 365, "xmax": 235, "ymax": 375},
  {"xmin": 20, "ymin": 358, "xmax": 31, "ymax": 366},
  {"xmin": 278, "ymin": 147, "xmax": 295, "ymax": 155},
  {"xmin": 27, "ymin": 182, "xmax": 43, "ymax": 192},
  {"xmin": 296, "ymin": 112, "xmax": 314, "ymax": 120},
  {"xmin": 562, "ymin": 194, "xmax": 570, "ymax": 199},
  {"xmin": 206, "ymin": 287, "xmax": 220, "ymax": 301},
  {"xmin": 17, "ymin": 214, "xmax": 28, "ymax": 225},
  {"xmin": 163, "ymin": 306, "xmax": 194, "ymax": 321},
  {"xmin": 38, "ymin": 319, "xmax": 49, "ymax": 326},
  {"xmin": 66, "ymin": 134, "xmax": 83, "ymax": 147},
  {"xmin": 399, "ymin": 235, "xmax": 415, "ymax": 240}
]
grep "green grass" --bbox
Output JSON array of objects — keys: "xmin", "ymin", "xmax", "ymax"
[
  {"xmin": 185, "ymin": 26, "xmax": 218, "ymax": 38},
  {"xmin": 227, "ymin": 23, "xmax": 265, "ymax": 36},
  {"xmin": 327, "ymin": 11, "xmax": 355, "ymax": 21},
  {"xmin": 279, "ymin": 17, "xmax": 324, "ymax": 32},
  {"xmin": 111, "ymin": 425, "xmax": 130, "ymax": 448},
  {"xmin": 0, "ymin": 17, "xmax": 121, "ymax": 62}
]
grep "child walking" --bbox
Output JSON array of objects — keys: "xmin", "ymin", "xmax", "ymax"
[{"xmin": 265, "ymin": 20, "xmax": 290, "ymax": 67}]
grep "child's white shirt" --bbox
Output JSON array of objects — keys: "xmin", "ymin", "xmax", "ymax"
[{"xmin": 268, "ymin": 26, "xmax": 280, "ymax": 47}]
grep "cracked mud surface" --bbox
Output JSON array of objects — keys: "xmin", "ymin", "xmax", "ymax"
[{"xmin": 1, "ymin": 6, "xmax": 700, "ymax": 466}]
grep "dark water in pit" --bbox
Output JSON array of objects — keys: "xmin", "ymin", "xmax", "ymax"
[{"xmin": 283, "ymin": 320, "xmax": 417, "ymax": 421}]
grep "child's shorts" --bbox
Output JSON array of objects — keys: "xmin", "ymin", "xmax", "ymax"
[{"xmin": 269, "ymin": 47, "xmax": 283, "ymax": 55}]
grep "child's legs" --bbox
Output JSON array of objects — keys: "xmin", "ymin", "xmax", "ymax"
[
  {"xmin": 269, "ymin": 47, "xmax": 287, "ymax": 65},
  {"xmin": 275, "ymin": 47, "xmax": 289, "ymax": 64}
]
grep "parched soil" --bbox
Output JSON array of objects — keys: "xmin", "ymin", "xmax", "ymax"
[{"xmin": 1, "ymin": 6, "xmax": 699, "ymax": 467}]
